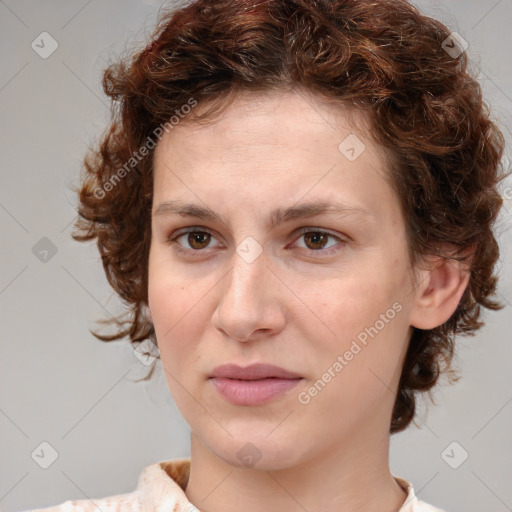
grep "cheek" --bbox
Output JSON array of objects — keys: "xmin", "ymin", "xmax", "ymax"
[
  {"xmin": 294, "ymin": 278, "xmax": 409, "ymax": 432},
  {"xmin": 148, "ymin": 257, "xmax": 202, "ymax": 366},
  {"xmin": 303, "ymin": 262, "xmax": 410, "ymax": 384},
  {"xmin": 149, "ymin": 286, "xmax": 197, "ymax": 353},
  {"xmin": 313, "ymin": 271, "xmax": 400, "ymax": 337},
  {"xmin": 148, "ymin": 274, "xmax": 207, "ymax": 413}
]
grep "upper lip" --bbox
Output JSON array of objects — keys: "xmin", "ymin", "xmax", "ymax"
[{"xmin": 209, "ymin": 363, "xmax": 302, "ymax": 380}]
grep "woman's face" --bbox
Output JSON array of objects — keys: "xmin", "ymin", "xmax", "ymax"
[{"xmin": 148, "ymin": 89, "xmax": 419, "ymax": 469}]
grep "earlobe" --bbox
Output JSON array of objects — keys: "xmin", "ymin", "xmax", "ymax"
[{"xmin": 409, "ymin": 256, "xmax": 471, "ymax": 330}]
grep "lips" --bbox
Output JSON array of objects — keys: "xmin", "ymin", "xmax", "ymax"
[
  {"xmin": 209, "ymin": 363, "xmax": 301, "ymax": 380},
  {"xmin": 208, "ymin": 363, "xmax": 303, "ymax": 406}
]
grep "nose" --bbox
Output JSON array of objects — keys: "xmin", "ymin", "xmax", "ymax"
[{"xmin": 211, "ymin": 245, "xmax": 286, "ymax": 342}]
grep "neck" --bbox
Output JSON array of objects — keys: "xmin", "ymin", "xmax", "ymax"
[{"xmin": 184, "ymin": 422, "xmax": 406, "ymax": 512}]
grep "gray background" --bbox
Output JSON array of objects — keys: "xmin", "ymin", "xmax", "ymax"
[{"xmin": 1, "ymin": 1, "xmax": 511, "ymax": 511}]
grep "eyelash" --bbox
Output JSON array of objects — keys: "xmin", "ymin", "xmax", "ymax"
[{"xmin": 166, "ymin": 227, "xmax": 348, "ymax": 258}]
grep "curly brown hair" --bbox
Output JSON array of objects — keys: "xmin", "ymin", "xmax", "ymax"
[{"xmin": 72, "ymin": 0, "xmax": 507, "ymax": 434}]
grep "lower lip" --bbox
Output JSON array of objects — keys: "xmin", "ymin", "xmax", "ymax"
[{"xmin": 210, "ymin": 377, "xmax": 302, "ymax": 405}]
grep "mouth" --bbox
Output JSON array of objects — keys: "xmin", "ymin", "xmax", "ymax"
[
  {"xmin": 208, "ymin": 363, "xmax": 303, "ymax": 405},
  {"xmin": 209, "ymin": 362, "xmax": 302, "ymax": 380}
]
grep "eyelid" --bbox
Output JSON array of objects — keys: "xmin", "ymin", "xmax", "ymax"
[
  {"xmin": 290, "ymin": 227, "xmax": 348, "ymax": 255},
  {"xmin": 170, "ymin": 226, "xmax": 221, "ymax": 238},
  {"xmin": 169, "ymin": 226, "xmax": 223, "ymax": 251},
  {"xmin": 292, "ymin": 226, "xmax": 348, "ymax": 243}
]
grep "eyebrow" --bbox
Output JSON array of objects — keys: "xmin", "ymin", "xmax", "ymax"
[{"xmin": 153, "ymin": 200, "xmax": 373, "ymax": 229}]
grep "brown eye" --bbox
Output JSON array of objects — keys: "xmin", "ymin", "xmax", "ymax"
[
  {"xmin": 303, "ymin": 232, "xmax": 329, "ymax": 250},
  {"xmin": 186, "ymin": 231, "xmax": 211, "ymax": 249},
  {"xmin": 167, "ymin": 227, "xmax": 222, "ymax": 257},
  {"xmin": 292, "ymin": 228, "xmax": 347, "ymax": 255}
]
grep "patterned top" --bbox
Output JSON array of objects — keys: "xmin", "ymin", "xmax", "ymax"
[{"xmin": 25, "ymin": 458, "xmax": 445, "ymax": 512}]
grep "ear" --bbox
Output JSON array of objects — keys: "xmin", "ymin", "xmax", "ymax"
[
  {"xmin": 409, "ymin": 253, "xmax": 471, "ymax": 330},
  {"xmin": 146, "ymin": 304, "xmax": 153, "ymax": 322}
]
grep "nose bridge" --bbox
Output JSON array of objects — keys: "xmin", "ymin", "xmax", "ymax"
[
  {"xmin": 225, "ymin": 240, "xmax": 269, "ymax": 308},
  {"xmin": 212, "ymin": 237, "xmax": 284, "ymax": 340}
]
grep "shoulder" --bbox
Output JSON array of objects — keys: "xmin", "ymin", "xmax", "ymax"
[
  {"xmin": 21, "ymin": 490, "xmax": 141, "ymax": 512},
  {"xmin": 21, "ymin": 458, "xmax": 191, "ymax": 512}
]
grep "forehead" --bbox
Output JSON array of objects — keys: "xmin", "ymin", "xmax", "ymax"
[
  {"xmin": 155, "ymin": 89, "xmax": 371, "ymax": 160},
  {"xmin": 151, "ymin": 89, "xmax": 399, "ymax": 222}
]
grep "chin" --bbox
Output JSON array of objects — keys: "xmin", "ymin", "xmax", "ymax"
[{"xmin": 205, "ymin": 429, "xmax": 308, "ymax": 471}]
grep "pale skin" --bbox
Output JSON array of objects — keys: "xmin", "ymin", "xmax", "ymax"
[{"xmin": 147, "ymin": 88, "xmax": 470, "ymax": 512}]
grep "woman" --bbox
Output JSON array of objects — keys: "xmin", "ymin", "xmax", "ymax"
[{"xmin": 28, "ymin": 0, "xmax": 506, "ymax": 511}]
